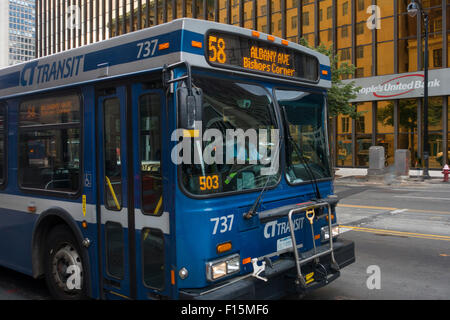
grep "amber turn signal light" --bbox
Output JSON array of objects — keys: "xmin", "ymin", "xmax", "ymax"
[{"xmin": 216, "ymin": 242, "xmax": 232, "ymax": 254}]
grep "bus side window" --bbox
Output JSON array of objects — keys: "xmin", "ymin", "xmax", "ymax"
[
  {"xmin": 139, "ymin": 94, "xmax": 162, "ymax": 215},
  {"xmin": 103, "ymin": 98, "xmax": 123, "ymax": 210},
  {"xmin": 0, "ymin": 103, "xmax": 5, "ymax": 185},
  {"xmin": 142, "ymin": 228, "xmax": 164, "ymax": 290},
  {"xmin": 18, "ymin": 94, "xmax": 81, "ymax": 193},
  {"xmin": 105, "ymin": 221, "xmax": 125, "ymax": 279}
]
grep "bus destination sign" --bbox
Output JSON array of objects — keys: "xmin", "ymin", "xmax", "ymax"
[{"xmin": 206, "ymin": 31, "xmax": 319, "ymax": 82}]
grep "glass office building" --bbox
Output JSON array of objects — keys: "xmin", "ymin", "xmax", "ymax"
[
  {"xmin": 0, "ymin": 0, "xmax": 36, "ymax": 67},
  {"xmin": 36, "ymin": 0, "xmax": 450, "ymax": 169}
]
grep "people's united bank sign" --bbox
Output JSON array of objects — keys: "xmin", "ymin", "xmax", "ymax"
[{"xmin": 344, "ymin": 68, "xmax": 450, "ymax": 102}]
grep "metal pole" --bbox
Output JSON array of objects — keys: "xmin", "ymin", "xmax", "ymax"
[{"xmin": 423, "ymin": 13, "xmax": 430, "ymax": 179}]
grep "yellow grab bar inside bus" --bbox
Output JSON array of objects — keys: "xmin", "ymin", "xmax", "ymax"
[
  {"xmin": 154, "ymin": 196, "xmax": 163, "ymax": 215},
  {"xmin": 105, "ymin": 176, "xmax": 121, "ymax": 210},
  {"xmin": 143, "ymin": 196, "xmax": 163, "ymax": 241}
]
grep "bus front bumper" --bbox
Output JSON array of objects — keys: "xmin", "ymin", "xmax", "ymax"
[{"xmin": 179, "ymin": 238, "xmax": 355, "ymax": 300}]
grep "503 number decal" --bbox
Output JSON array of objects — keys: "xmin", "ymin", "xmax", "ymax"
[
  {"xmin": 210, "ymin": 215, "xmax": 234, "ymax": 235},
  {"xmin": 199, "ymin": 175, "xmax": 220, "ymax": 191}
]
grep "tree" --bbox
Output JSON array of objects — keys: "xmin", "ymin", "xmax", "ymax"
[{"xmin": 299, "ymin": 39, "xmax": 361, "ymax": 119}]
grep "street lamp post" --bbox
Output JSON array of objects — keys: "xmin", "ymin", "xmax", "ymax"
[{"xmin": 408, "ymin": 0, "xmax": 430, "ymax": 179}]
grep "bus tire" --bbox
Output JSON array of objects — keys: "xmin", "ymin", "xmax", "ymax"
[{"xmin": 43, "ymin": 225, "xmax": 88, "ymax": 300}]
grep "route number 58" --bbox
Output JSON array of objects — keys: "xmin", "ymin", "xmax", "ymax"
[{"xmin": 208, "ymin": 36, "xmax": 227, "ymax": 64}]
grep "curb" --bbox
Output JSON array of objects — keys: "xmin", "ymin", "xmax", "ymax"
[{"xmin": 334, "ymin": 175, "xmax": 450, "ymax": 186}]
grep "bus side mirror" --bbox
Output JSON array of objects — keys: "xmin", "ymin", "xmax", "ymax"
[{"xmin": 177, "ymin": 87, "xmax": 203, "ymax": 129}]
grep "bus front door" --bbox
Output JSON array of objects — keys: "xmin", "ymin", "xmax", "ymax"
[
  {"xmin": 97, "ymin": 82, "xmax": 170, "ymax": 300},
  {"xmin": 130, "ymin": 82, "xmax": 170, "ymax": 299},
  {"xmin": 97, "ymin": 85, "xmax": 134, "ymax": 299}
]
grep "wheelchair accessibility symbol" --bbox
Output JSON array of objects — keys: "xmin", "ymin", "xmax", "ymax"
[{"xmin": 84, "ymin": 173, "xmax": 92, "ymax": 188}]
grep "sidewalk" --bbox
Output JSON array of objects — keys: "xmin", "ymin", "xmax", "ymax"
[{"xmin": 334, "ymin": 167, "xmax": 449, "ymax": 186}]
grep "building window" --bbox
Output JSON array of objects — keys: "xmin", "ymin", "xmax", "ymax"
[
  {"xmin": 340, "ymin": 48, "xmax": 351, "ymax": 61},
  {"xmin": 377, "ymin": 101, "xmax": 395, "ymax": 165},
  {"xmin": 356, "ymin": 22, "xmax": 365, "ymax": 35},
  {"xmin": 341, "ymin": 117, "xmax": 350, "ymax": 133},
  {"xmin": 356, "ymin": 102, "xmax": 373, "ymax": 167},
  {"xmin": 337, "ymin": 135, "xmax": 353, "ymax": 166},
  {"xmin": 18, "ymin": 93, "xmax": 81, "ymax": 193},
  {"xmin": 427, "ymin": 97, "xmax": 443, "ymax": 168},
  {"xmin": 291, "ymin": 16, "xmax": 297, "ymax": 29},
  {"xmin": 433, "ymin": 49, "xmax": 442, "ymax": 68},
  {"xmin": 342, "ymin": 2, "xmax": 349, "ymax": 16},
  {"xmin": 356, "ymin": 46, "xmax": 364, "ymax": 59},
  {"xmin": 429, "ymin": 17, "xmax": 442, "ymax": 33},
  {"xmin": 341, "ymin": 25, "xmax": 349, "ymax": 38},
  {"xmin": 398, "ymin": 99, "xmax": 418, "ymax": 168},
  {"xmin": 327, "ymin": 6, "xmax": 332, "ymax": 19},
  {"xmin": 355, "ymin": 67, "xmax": 365, "ymax": 78},
  {"xmin": 358, "ymin": 0, "xmax": 365, "ymax": 11},
  {"xmin": 302, "ymin": 12, "xmax": 309, "ymax": 26},
  {"xmin": 356, "ymin": 116, "xmax": 365, "ymax": 133},
  {"xmin": 261, "ymin": 5, "xmax": 267, "ymax": 16}
]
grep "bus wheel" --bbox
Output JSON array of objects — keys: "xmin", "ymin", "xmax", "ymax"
[{"xmin": 44, "ymin": 225, "xmax": 87, "ymax": 300}]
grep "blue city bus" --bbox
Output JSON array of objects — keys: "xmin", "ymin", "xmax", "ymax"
[{"xmin": 0, "ymin": 18, "xmax": 354, "ymax": 300}]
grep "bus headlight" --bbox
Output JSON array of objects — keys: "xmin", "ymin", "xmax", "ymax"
[
  {"xmin": 321, "ymin": 225, "xmax": 339, "ymax": 242},
  {"xmin": 206, "ymin": 254, "xmax": 240, "ymax": 281}
]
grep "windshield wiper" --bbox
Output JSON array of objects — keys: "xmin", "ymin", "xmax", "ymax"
[{"xmin": 281, "ymin": 106, "xmax": 322, "ymax": 200}]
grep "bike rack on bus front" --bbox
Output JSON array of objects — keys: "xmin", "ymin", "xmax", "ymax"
[
  {"xmin": 258, "ymin": 198, "xmax": 340, "ymax": 289},
  {"xmin": 287, "ymin": 201, "xmax": 339, "ymax": 288}
]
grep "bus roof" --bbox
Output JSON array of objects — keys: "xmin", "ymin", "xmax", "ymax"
[{"xmin": 0, "ymin": 18, "xmax": 331, "ymax": 99}]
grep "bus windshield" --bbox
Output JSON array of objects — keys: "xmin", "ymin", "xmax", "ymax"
[
  {"xmin": 275, "ymin": 90, "xmax": 332, "ymax": 183},
  {"xmin": 181, "ymin": 76, "xmax": 280, "ymax": 195}
]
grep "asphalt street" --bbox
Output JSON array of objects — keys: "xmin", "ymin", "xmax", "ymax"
[
  {"xmin": 304, "ymin": 180, "xmax": 450, "ymax": 300},
  {"xmin": 0, "ymin": 180, "xmax": 449, "ymax": 300}
]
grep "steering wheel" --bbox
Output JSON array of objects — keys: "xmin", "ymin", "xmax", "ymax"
[{"xmin": 203, "ymin": 116, "xmax": 234, "ymax": 174}]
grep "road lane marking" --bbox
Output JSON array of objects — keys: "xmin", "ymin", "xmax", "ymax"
[
  {"xmin": 340, "ymin": 225, "xmax": 450, "ymax": 239},
  {"xmin": 406, "ymin": 209, "xmax": 450, "ymax": 215},
  {"xmin": 394, "ymin": 195, "xmax": 450, "ymax": 201},
  {"xmin": 339, "ymin": 225, "xmax": 450, "ymax": 242},
  {"xmin": 338, "ymin": 204, "xmax": 450, "ymax": 215},
  {"xmin": 390, "ymin": 209, "xmax": 409, "ymax": 214},
  {"xmin": 337, "ymin": 204, "xmax": 398, "ymax": 211}
]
